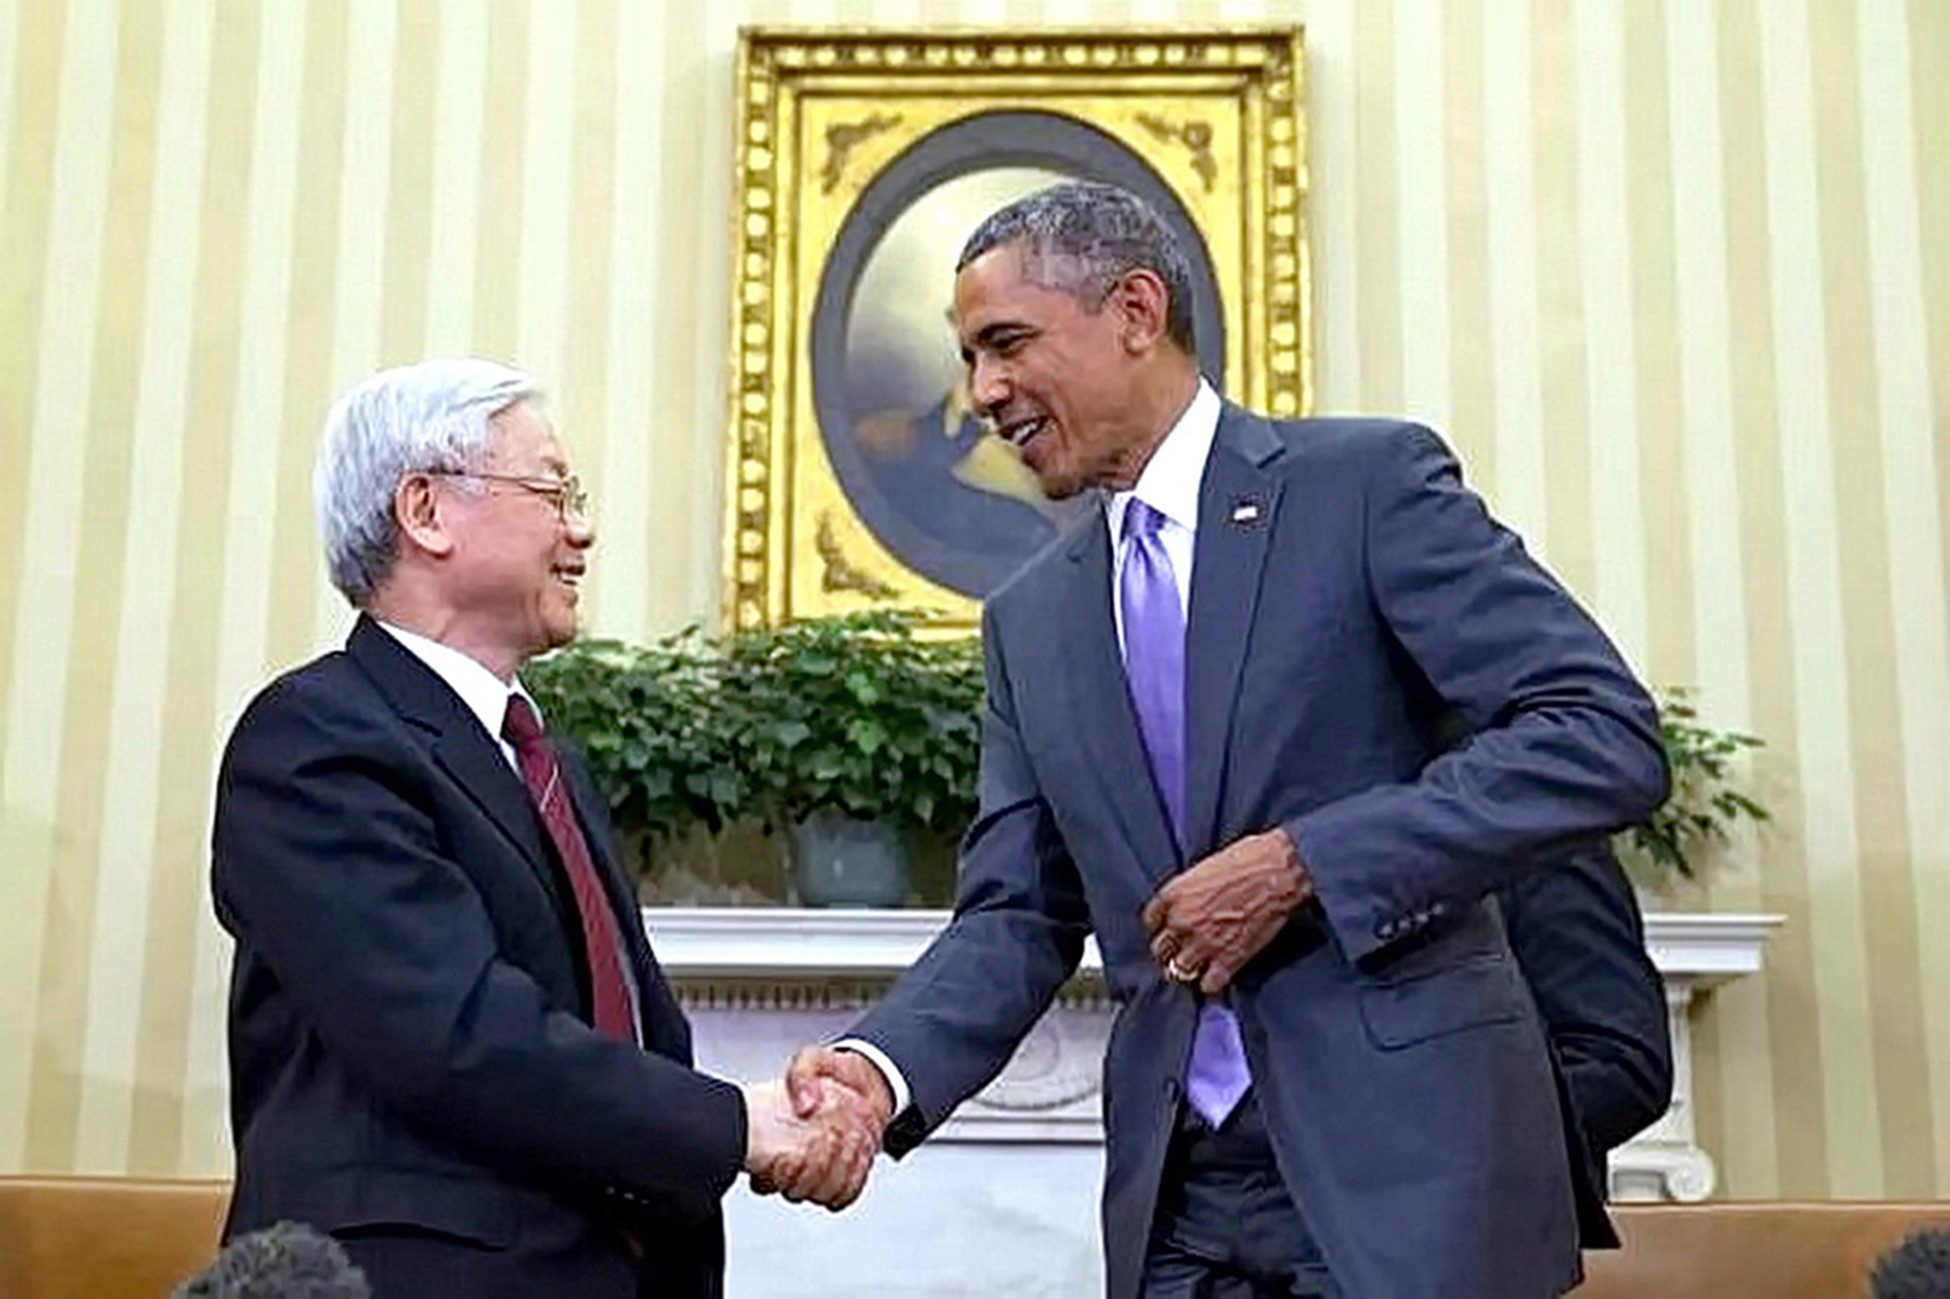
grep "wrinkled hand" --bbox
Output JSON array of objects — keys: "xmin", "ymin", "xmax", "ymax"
[
  {"xmin": 785, "ymin": 1046, "xmax": 895, "ymax": 1147},
  {"xmin": 1142, "ymin": 828, "xmax": 1313, "ymax": 996},
  {"xmin": 741, "ymin": 1079, "xmax": 877, "ymax": 1210}
]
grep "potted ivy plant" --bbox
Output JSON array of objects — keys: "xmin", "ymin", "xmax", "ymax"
[
  {"xmin": 719, "ymin": 610, "xmax": 982, "ymax": 906},
  {"xmin": 529, "ymin": 612, "xmax": 981, "ymax": 907}
]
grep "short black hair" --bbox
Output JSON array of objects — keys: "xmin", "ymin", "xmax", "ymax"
[{"xmin": 957, "ymin": 180, "xmax": 1197, "ymax": 353}]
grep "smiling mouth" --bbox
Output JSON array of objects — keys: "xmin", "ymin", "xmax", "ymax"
[
  {"xmin": 999, "ymin": 416, "xmax": 1049, "ymax": 452},
  {"xmin": 553, "ymin": 566, "xmax": 584, "ymax": 594}
]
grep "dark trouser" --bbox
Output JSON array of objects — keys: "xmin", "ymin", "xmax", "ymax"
[{"xmin": 1140, "ymin": 1091, "xmax": 1338, "ymax": 1299}]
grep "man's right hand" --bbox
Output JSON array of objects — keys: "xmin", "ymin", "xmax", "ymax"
[
  {"xmin": 740, "ymin": 1080, "xmax": 877, "ymax": 1211},
  {"xmin": 785, "ymin": 1046, "xmax": 895, "ymax": 1145}
]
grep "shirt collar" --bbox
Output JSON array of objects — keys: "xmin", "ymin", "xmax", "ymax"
[
  {"xmin": 376, "ymin": 620, "xmax": 541, "ymax": 741},
  {"xmin": 1106, "ymin": 377, "xmax": 1222, "ymax": 540}
]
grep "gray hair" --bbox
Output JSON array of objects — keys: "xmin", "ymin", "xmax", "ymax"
[
  {"xmin": 314, "ymin": 357, "xmax": 539, "ymax": 606},
  {"xmin": 957, "ymin": 180, "xmax": 1197, "ymax": 353}
]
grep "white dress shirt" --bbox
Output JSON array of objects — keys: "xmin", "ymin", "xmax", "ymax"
[
  {"xmin": 377, "ymin": 620, "xmax": 541, "ymax": 771},
  {"xmin": 840, "ymin": 377, "xmax": 1223, "ymax": 1121}
]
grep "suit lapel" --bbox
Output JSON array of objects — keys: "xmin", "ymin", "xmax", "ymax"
[
  {"xmin": 1054, "ymin": 511, "xmax": 1182, "ymax": 886},
  {"xmin": 1184, "ymin": 406, "xmax": 1286, "ymax": 859},
  {"xmin": 345, "ymin": 619, "xmax": 559, "ymax": 910},
  {"xmin": 347, "ymin": 620, "xmax": 691, "ymax": 1052}
]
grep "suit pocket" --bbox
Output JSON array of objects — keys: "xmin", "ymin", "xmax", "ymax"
[
  {"xmin": 308, "ymin": 1169, "xmax": 519, "ymax": 1250},
  {"xmin": 1356, "ymin": 952, "xmax": 1527, "ymax": 1050}
]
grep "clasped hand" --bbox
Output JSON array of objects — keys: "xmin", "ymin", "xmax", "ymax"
[{"xmin": 740, "ymin": 1047, "xmax": 894, "ymax": 1211}]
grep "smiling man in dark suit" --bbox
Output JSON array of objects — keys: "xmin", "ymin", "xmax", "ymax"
[
  {"xmin": 786, "ymin": 183, "xmax": 1670, "ymax": 1298},
  {"xmin": 211, "ymin": 359, "xmax": 870, "ymax": 1299}
]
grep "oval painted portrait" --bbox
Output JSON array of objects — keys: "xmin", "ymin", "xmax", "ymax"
[{"xmin": 810, "ymin": 110, "xmax": 1227, "ymax": 599}]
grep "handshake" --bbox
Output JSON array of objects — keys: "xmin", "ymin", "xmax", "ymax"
[{"xmin": 738, "ymin": 1046, "xmax": 895, "ymax": 1211}]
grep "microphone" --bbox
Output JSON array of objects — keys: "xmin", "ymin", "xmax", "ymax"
[{"xmin": 173, "ymin": 1220, "xmax": 370, "ymax": 1298}]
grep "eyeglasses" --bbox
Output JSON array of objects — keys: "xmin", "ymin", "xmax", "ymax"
[{"xmin": 427, "ymin": 470, "xmax": 590, "ymax": 521}]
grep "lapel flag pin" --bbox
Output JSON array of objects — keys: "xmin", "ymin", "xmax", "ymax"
[{"xmin": 1230, "ymin": 498, "xmax": 1264, "ymax": 527}]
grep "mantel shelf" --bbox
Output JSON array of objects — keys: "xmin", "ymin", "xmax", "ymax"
[{"xmin": 642, "ymin": 906, "xmax": 1783, "ymax": 986}]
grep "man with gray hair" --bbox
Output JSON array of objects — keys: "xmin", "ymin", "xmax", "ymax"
[
  {"xmin": 211, "ymin": 359, "xmax": 872, "ymax": 1298},
  {"xmin": 787, "ymin": 181, "xmax": 1668, "ymax": 1297}
]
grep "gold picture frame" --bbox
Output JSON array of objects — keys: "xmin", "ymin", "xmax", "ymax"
[{"xmin": 722, "ymin": 26, "xmax": 1312, "ymax": 630}]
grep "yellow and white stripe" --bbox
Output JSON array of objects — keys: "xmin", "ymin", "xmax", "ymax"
[{"xmin": 1859, "ymin": 0, "xmax": 1950, "ymax": 1196}]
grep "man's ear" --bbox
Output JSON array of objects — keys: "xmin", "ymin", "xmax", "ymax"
[
  {"xmin": 1110, "ymin": 268, "xmax": 1171, "ymax": 355},
  {"xmin": 394, "ymin": 474, "xmax": 456, "ymax": 558}
]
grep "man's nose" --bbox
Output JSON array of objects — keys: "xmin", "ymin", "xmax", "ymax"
[{"xmin": 970, "ymin": 355, "xmax": 1010, "ymax": 414}]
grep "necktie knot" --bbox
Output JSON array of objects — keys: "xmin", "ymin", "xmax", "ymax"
[
  {"xmin": 502, "ymin": 694, "xmax": 545, "ymax": 751},
  {"xmin": 1123, "ymin": 498, "xmax": 1169, "ymax": 542}
]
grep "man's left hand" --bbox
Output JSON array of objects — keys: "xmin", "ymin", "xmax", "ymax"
[{"xmin": 1143, "ymin": 828, "xmax": 1314, "ymax": 996}]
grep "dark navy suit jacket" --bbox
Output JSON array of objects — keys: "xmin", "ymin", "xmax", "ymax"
[
  {"xmin": 212, "ymin": 618, "xmax": 744, "ymax": 1297},
  {"xmin": 851, "ymin": 411, "xmax": 1669, "ymax": 1299}
]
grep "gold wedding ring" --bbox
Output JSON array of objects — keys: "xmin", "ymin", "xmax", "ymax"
[{"xmin": 1165, "ymin": 956, "xmax": 1201, "ymax": 985}]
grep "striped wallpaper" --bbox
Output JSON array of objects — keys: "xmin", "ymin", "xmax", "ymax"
[{"xmin": 0, "ymin": 0, "xmax": 1944, "ymax": 1203}]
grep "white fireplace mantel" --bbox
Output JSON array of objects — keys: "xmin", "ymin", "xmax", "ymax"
[{"xmin": 645, "ymin": 906, "xmax": 1782, "ymax": 1199}]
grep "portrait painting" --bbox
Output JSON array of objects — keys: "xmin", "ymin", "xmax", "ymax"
[{"xmin": 724, "ymin": 28, "xmax": 1311, "ymax": 629}]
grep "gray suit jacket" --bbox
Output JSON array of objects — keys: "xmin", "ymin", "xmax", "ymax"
[{"xmin": 851, "ymin": 409, "xmax": 1668, "ymax": 1299}]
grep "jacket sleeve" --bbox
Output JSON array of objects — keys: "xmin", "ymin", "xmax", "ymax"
[
  {"xmin": 211, "ymin": 674, "xmax": 747, "ymax": 1210},
  {"xmin": 1286, "ymin": 424, "xmax": 1670, "ymax": 963},
  {"xmin": 851, "ymin": 602, "xmax": 1093, "ymax": 1154}
]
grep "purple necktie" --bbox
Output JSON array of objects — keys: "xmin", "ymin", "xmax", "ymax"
[{"xmin": 1119, "ymin": 500, "xmax": 1251, "ymax": 1129}]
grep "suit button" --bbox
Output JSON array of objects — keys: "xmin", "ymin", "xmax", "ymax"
[
  {"xmin": 1375, "ymin": 921, "xmax": 1395, "ymax": 940},
  {"xmin": 1430, "ymin": 901, "xmax": 1449, "ymax": 919}
]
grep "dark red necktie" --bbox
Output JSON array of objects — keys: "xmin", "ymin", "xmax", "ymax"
[{"xmin": 501, "ymin": 695, "xmax": 636, "ymax": 1042}]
